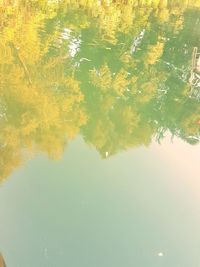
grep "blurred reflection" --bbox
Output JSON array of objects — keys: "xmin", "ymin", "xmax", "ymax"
[
  {"xmin": 0, "ymin": 254, "xmax": 6, "ymax": 267},
  {"xmin": 0, "ymin": 1, "xmax": 199, "ymax": 181}
]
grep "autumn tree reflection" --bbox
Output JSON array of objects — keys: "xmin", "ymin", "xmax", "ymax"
[
  {"xmin": 0, "ymin": 253, "xmax": 6, "ymax": 267},
  {"xmin": 0, "ymin": 0, "xmax": 199, "ymax": 180}
]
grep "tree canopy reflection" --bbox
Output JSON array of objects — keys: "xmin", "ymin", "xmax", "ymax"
[{"xmin": 0, "ymin": 0, "xmax": 200, "ymax": 181}]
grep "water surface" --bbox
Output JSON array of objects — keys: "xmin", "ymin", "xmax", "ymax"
[{"xmin": 0, "ymin": 1, "xmax": 200, "ymax": 266}]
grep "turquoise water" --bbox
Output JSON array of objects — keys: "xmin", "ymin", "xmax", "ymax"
[{"xmin": 0, "ymin": 1, "xmax": 200, "ymax": 266}]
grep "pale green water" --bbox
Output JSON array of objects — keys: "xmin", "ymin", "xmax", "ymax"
[{"xmin": 0, "ymin": 1, "xmax": 200, "ymax": 266}]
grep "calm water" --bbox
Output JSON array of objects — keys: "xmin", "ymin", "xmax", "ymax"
[{"xmin": 0, "ymin": 1, "xmax": 200, "ymax": 266}]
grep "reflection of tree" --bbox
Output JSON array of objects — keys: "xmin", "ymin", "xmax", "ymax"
[
  {"xmin": 0, "ymin": 4, "xmax": 87, "ymax": 181},
  {"xmin": 0, "ymin": 253, "xmax": 6, "ymax": 267},
  {"xmin": 77, "ymin": 6, "xmax": 200, "ymax": 156},
  {"xmin": 0, "ymin": 1, "xmax": 200, "ymax": 180}
]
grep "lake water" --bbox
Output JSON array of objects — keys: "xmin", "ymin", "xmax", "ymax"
[{"xmin": 0, "ymin": 1, "xmax": 200, "ymax": 266}]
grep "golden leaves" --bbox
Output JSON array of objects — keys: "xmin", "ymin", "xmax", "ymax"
[
  {"xmin": 0, "ymin": 0, "xmax": 199, "ymax": 180},
  {"xmin": 90, "ymin": 64, "xmax": 112, "ymax": 93},
  {"xmin": 146, "ymin": 41, "xmax": 164, "ymax": 65},
  {"xmin": 90, "ymin": 64, "xmax": 131, "ymax": 96},
  {"xmin": 112, "ymin": 69, "xmax": 129, "ymax": 96}
]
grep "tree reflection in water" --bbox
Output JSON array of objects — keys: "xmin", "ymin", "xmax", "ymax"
[
  {"xmin": 0, "ymin": 0, "xmax": 199, "ymax": 181},
  {"xmin": 0, "ymin": 253, "xmax": 6, "ymax": 267}
]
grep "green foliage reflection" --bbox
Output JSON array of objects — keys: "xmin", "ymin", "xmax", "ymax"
[{"xmin": 0, "ymin": 0, "xmax": 200, "ymax": 180}]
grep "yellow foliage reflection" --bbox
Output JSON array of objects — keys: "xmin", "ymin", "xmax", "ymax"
[{"xmin": 0, "ymin": 0, "xmax": 200, "ymax": 181}]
